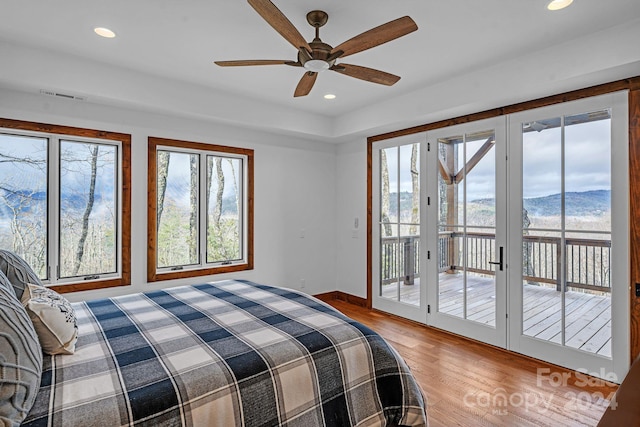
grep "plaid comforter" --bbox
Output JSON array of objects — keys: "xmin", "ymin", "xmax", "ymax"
[{"xmin": 23, "ymin": 280, "xmax": 427, "ymax": 426}]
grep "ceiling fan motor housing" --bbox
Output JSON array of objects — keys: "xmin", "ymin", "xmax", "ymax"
[
  {"xmin": 300, "ymin": 10, "xmax": 335, "ymax": 72},
  {"xmin": 300, "ymin": 42, "xmax": 335, "ymax": 71}
]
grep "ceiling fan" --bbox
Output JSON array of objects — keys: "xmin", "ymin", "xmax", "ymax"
[{"xmin": 215, "ymin": 0, "xmax": 418, "ymax": 97}]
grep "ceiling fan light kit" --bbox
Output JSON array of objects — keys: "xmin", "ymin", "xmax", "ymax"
[
  {"xmin": 304, "ymin": 59, "xmax": 330, "ymax": 72},
  {"xmin": 215, "ymin": 0, "xmax": 418, "ymax": 97}
]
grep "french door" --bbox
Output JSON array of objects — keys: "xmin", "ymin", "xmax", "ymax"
[
  {"xmin": 425, "ymin": 117, "xmax": 507, "ymax": 348},
  {"xmin": 372, "ymin": 92, "xmax": 629, "ymax": 380},
  {"xmin": 372, "ymin": 134, "xmax": 427, "ymax": 323},
  {"xmin": 507, "ymin": 92, "xmax": 629, "ymax": 380}
]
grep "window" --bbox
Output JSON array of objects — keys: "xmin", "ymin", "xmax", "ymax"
[
  {"xmin": 0, "ymin": 118, "xmax": 131, "ymax": 293},
  {"xmin": 147, "ymin": 137, "xmax": 253, "ymax": 281}
]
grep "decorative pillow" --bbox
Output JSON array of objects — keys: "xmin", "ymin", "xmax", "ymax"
[
  {"xmin": 0, "ymin": 250, "xmax": 43, "ymax": 300},
  {"xmin": 21, "ymin": 284, "xmax": 78, "ymax": 355},
  {"xmin": 0, "ymin": 272, "xmax": 43, "ymax": 426},
  {"xmin": 0, "ymin": 267, "xmax": 16, "ymax": 299}
]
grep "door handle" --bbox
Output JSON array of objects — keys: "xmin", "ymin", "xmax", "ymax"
[{"xmin": 489, "ymin": 246, "xmax": 504, "ymax": 271}]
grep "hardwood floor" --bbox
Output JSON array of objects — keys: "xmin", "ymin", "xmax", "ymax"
[{"xmin": 326, "ymin": 299, "xmax": 618, "ymax": 427}]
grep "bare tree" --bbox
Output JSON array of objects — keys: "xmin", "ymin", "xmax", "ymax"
[
  {"xmin": 228, "ymin": 159, "xmax": 239, "ymax": 216},
  {"xmin": 205, "ymin": 158, "xmax": 214, "ymax": 219},
  {"xmin": 410, "ymin": 143, "xmax": 419, "ymax": 235},
  {"xmin": 0, "ymin": 186, "xmax": 46, "ymax": 273},
  {"xmin": 72, "ymin": 145, "xmax": 99, "ymax": 275},
  {"xmin": 380, "ymin": 149, "xmax": 392, "ymax": 237},
  {"xmin": 226, "ymin": 159, "xmax": 240, "ymax": 259},
  {"xmin": 189, "ymin": 155, "xmax": 198, "ymax": 263},
  {"xmin": 156, "ymin": 151, "xmax": 170, "ymax": 227},
  {"xmin": 213, "ymin": 158, "xmax": 224, "ymax": 232},
  {"xmin": 0, "ymin": 152, "xmax": 46, "ymax": 170}
]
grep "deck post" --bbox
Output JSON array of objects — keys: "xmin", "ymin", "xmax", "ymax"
[
  {"xmin": 404, "ymin": 237, "xmax": 415, "ymax": 285},
  {"xmin": 556, "ymin": 240, "xmax": 563, "ymax": 292}
]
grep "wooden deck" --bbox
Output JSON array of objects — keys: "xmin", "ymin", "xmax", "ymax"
[{"xmin": 381, "ymin": 273, "xmax": 612, "ymax": 357}]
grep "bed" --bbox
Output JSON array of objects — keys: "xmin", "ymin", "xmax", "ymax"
[{"xmin": 21, "ymin": 279, "xmax": 427, "ymax": 426}]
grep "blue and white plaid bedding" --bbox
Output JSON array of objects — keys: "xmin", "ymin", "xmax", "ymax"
[{"xmin": 23, "ymin": 280, "xmax": 427, "ymax": 426}]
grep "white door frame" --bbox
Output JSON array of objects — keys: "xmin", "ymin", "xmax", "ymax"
[
  {"xmin": 370, "ymin": 93, "xmax": 629, "ymax": 381},
  {"xmin": 425, "ymin": 117, "xmax": 508, "ymax": 348},
  {"xmin": 507, "ymin": 91, "xmax": 629, "ymax": 381},
  {"xmin": 371, "ymin": 133, "xmax": 428, "ymax": 323}
]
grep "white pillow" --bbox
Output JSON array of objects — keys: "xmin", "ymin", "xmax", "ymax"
[{"xmin": 21, "ymin": 283, "xmax": 78, "ymax": 355}]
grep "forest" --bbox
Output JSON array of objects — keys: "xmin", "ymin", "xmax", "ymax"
[{"xmin": 0, "ymin": 137, "xmax": 241, "ymax": 281}]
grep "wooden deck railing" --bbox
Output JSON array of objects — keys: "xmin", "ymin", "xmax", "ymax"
[
  {"xmin": 381, "ymin": 232, "xmax": 611, "ymax": 293},
  {"xmin": 381, "ymin": 236, "xmax": 420, "ymax": 285}
]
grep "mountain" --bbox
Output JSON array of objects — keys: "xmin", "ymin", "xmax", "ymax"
[
  {"xmin": 523, "ymin": 190, "xmax": 610, "ymax": 216},
  {"xmin": 388, "ymin": 189, "xmax": 611, "ymax": 218},
  {"xmin": 387, "ymin": 191, "xmax": 415, "ymax": 216},
  {"xmin": 0, "ymin": 189, "xmax": 106, "ymax": 212}
]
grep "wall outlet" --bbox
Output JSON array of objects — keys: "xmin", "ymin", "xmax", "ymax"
[
  {"xmin": 352, "ymin": 230, "xmax": 358, "ymax": 238},
  {"xmin": 300, "ymin": 279, "xmax": 306, "ymax": 289}
]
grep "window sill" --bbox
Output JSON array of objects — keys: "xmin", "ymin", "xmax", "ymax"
[
  {"xmin": 49, "ymin": 276, "xmax": 131, "ymax": 294},
  {"xmin": 148, "ymin": 262, "xmax": 253, "ymax": 283}
]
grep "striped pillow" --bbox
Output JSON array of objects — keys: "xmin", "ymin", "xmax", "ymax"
[
  {"xmin": 0, "ymin": 270, "xmax": 43, "ymax": 426},
  {"xmin": 0, "ymin": 251, "xmax": 43, "ymax": 300}
]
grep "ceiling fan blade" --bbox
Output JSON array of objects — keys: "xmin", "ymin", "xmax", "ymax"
[
  {"xmin": 247, "ymin": 0, "xmax": 312, "ymax": 51},
  {"xmin": 294, "ymin": 72, "xmax": 317, "ymax": 97},
  {"xmin": 331, "ymin": 16, "xmax": 418, "ymax": 58},
  {"xmin": 215, "ymin": 60, "xmax": 290, "ymax": 67},
  {"xmin": 332, "ymin": 63, "xmax": 400, "ymax": 86}
]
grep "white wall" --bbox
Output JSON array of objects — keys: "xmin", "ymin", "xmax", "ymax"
[
  {"xmin": 334, "ymin": 139, "xmax": 368, "ymax": 299},
  {"xmin": 0, "ymin": 87, "xmax": 337, "ymax": 302}
]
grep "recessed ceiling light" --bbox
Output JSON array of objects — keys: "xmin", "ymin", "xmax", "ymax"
[
  {"xmin": 547, "ymin": 0, "xmax": 573, "ymax": 11},
  {"xmin": 324, "ymin": 94, "xmax": 336, "ymax": 100},
  {"xmin": 94, "ymin": 27, "xmax": 116, "ymax": 38}
]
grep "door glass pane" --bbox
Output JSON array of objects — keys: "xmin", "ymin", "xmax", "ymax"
[
  {"xmin": 380, "ymin": 146, "xmax": 397, "ymax": 301},
  {"xmin": 438, "ymin": 136, "xmax": 463, "ymax": 318},
  {"xmin": 522, "ymin": 118, "xmax": 562, "ymax": 341},
  {"xmin": 465, "ymin": 131, "xmax": 496, "ymax": 325},
  {"xmin": 521, "ymin": 110, "xmax": 612, "ymax": 357},
  {"xmin": 399, "ymin": 144, "xmax": 419, "ymax": 305},
  {"xmin": 438, "ymin": 130, "xmax": 496, "ymax": 326},
  {"xmin": 0, "ymin": 134, "xmax": 48, "ymax": 278},
  {"xmin": 380, "ymin": 224, "xmax": 400, "ymax": 301},
  {"xmin": 564, "ymin": 110, "xmax": 612, "ymax": 357},
  {"xmin": 379, "ymin": 144, "xmax": 420, "ymax": 306},
  {"xmin": 207, "ymin": 156, "xmax": 242, "ymax": 263},
  {"xmin": 156, "ymin": 150, "xmax": 199, "ymax": 268},
  {"xmin": 59, "ymin": 141, "xmax": 117, "ymax": 278}
]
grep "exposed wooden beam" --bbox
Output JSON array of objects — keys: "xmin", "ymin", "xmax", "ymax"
[
  {"xmin": 454, "ymin": 136, "xmax": 495, "ymax": 183},
  {"xmin": 438, "ymin": 158, "xmax": 453, "ymax": 185}
]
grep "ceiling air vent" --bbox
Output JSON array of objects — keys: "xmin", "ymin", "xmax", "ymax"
[{"xmin": 39, "ymin": 89, "xmax": 86, "ymax": 101}]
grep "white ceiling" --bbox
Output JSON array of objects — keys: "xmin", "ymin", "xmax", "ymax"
[{"xmin": 1, "ymin": 0, "xmax": 639, "ymax": 142}]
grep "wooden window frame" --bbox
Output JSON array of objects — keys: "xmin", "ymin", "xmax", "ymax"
[
  {"xmin": 0, "ymin": 118, "xmax": 132, "ymax": 294},
  {"xmin": 147, "ymin": 137, "xmax": 254, "ymax": 282}
]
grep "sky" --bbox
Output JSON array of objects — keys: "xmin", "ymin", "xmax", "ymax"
[
  {"xmin": 383, "ymin": 112, "xmax": 612, "ymax": 202},
  {"xmin": 163, "ymin": 151, "xmax": 240, "ymax": 208},
  {"xmin": 0, "ymin": 135, "xmax": 118, "ymax": 227}
]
